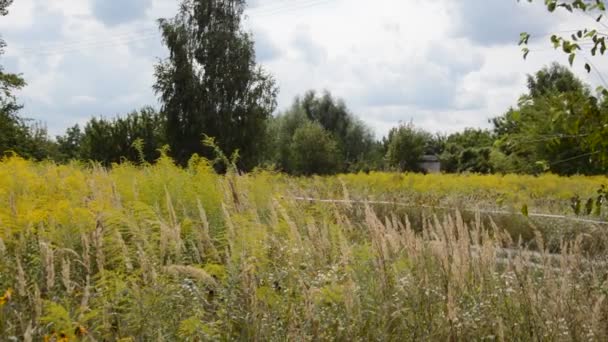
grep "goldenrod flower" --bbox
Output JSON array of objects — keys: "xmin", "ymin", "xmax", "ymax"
[
  {"xmin": 43, "ymin": 332, "xmax": 70, "ymax": 342},
  {"xmin": 0, "ymin": 288, "xmax": 12, "ymax": 306},
  {"xmin": 75, "ymin": 325, "xmax": 88, "ymax": 337}
]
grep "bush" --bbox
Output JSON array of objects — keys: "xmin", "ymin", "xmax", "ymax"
[
  {"xmin": 288, "ymin": 121, "xmax": 342, "ymax": 175},
  {"xmin": 385, "ymin": 122, "xmax": 431, "ymax": 172}
]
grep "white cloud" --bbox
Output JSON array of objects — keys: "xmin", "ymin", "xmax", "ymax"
[
  {"xmin": 91, "ymin": 0, "xmax": 153, "ymax": 26},
  {"xmin": 46, "ymin": 0, "xmax": 92, "ymax": 17},
  {"xmin": 450, "ymin": 0, "xmax": 557, "ymax": 45},
  {"xmin": 69, "ymin": 95, "xmax": 97, "ymax": 105},
  {"xmin": 0, "ymin": 0, "xmax": 36, "ymax": 30}
]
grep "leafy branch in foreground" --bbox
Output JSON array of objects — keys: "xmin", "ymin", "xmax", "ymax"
[{"xmin": 518, "ymin": 0, "xmax": 608, "ymax": 74}]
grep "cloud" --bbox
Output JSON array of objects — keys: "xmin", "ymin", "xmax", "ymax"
[
  {"xmin": 291, "ymin": 26, "xmax": 327, "ymax": 65},
  {"xmin": 2, "ymin": 5, "xmax": 65, "ymax": 55},
  {"xmin": 273, "ymin": 31, "xmax": 485, "ymax": 112},
  {"xmin": 361, "ymin": 105, "xmax": 494, "ymax": 136},
  {"xmin": 248, "ymin": 0, "xmax": 263, "ymax": 9},
  {"xmin": 0, "ymin": 0, "xmax": 36, "ymax": 30},
  {"xmin": 426, "ymin": 40, "xmax": 483, "ymax": 76},
  {"xmin": 253, "ymin": 29, "xmax": 281, "ymax": 62},
  {"xmin": 91, "ymin": 0, "xmax": 154, "ymax": 26},
  {"xmin": 451, "ymin": 0, "xmax": 557, "ymax": 46},
  {"xmin": 361, "ymin": 63, "xmax": 458, "ymax": 109},
  {"xmin": 0, "ymin": 0, "xmax": 172, "ymax": 135},
  {"xmin": 353, "ymin": 50, "xmax": 487, "ymax": 126},
  {"xmin": 11, "ymin": 45, "xmax": 160, "ymax": 134}
]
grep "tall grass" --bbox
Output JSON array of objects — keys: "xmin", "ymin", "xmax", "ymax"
[
  {"xmin": 0, "ymin": 155, "xmax": 607, "ymax": 340},
  {"xmin": 289, "ymin": 172, "xmax": 607, "ymax": 215}
]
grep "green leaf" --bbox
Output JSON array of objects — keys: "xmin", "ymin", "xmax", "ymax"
[
  {"xmin": 519, "ymin": 32, "xmax": 530, "ymax": 45},
  {"xmin": 571, "ymin": 196, "xmax": 581, "ymax": 215},
  {"xmin": 576, "ymin": 0, "xmax": 588, "ymax": 10},
  {"xmin": 548, "ymin": 2, "xmax": 557, "ymax": 12},
  {"xmin": 586, "ymin": 198, "xmax": 594, "ymax": 215},
  {"xmin": 522, "ymin": 47, "xmax": 530, "ymax": 60},
  {"xmin": 585, "ymin": 29, "xmax": 597, "ymax": 38},
  {"xmin": 568, "ymin": 53, "xmax": 576, "ymax": 66},
  {"xmin": 521, "ymin": 204, "xmax": 529, "ymax": 217},
  {"xmin": 585, "ymin": 63, "xmax": 591, "ymax": 73},
  {"xmin": 595, "ymin": 196, "xmax": 603, "ymax": 216}
]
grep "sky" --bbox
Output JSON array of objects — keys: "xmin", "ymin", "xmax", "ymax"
[{"xmin": 1, "ymin": 0, "xmax": 608, "ymax": 138}]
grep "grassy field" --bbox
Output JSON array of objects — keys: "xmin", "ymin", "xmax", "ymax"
[{"xmin": 1, "ymin": 155, "xmax": 608, "ymax": 340}]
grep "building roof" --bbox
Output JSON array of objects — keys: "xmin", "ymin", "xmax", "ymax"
[{"xmin": 420, "ymin": 155, "xmax": 440, "ymax": 162}]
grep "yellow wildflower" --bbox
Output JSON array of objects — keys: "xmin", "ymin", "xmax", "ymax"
[{"xmin": 0, "ymin": 288, "xmax": 12, "ymax": 306}]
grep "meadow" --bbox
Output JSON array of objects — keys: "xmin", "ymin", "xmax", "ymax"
[{"xmin": 1, "ymin": 154, "xmax": 608, "ymax": 340}]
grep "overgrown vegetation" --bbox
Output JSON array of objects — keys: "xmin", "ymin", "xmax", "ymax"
[
  {"xmin": 1, "ymin": 155, "xmax": 608, "ymax": 340},
  {"xmin": 3, "ymin": 0, "xmax": 608, "ymax": 340}
]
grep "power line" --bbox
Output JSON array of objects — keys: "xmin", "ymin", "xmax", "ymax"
[
  {"xmin": 17, "ymin": 33, "xmax": 160, "ymax": 57},
  {"xmin": 530, "ymin": 28, "xmax": 608, "ymax": 40},
  {"xmin": 248, "ymin": 0, "xmax": 334, "ymax": 17},
  {"xmin": 580, "ymin": 52, "xmax": 608, "ymax": 88},
  {"xmin": 528, "ymin": 41, "xmax": 596, "ymax": 52},
  {"xmin": 16, "ymin": 28, "xmax": 159, "ymax": 54},
  {"xmin": 528, "ymin": 29, "xmax": 580, "ymax": 40},
  {"xmin": 508, "ymin": 133, "xmax": 590, "ymax": 145},
  {"xmin": 13, "ymin": 0, "xmax": 336, "ymax": 57},
  {"xmin": 550, "ymin": 151, "xmax": 600, "ymax": 166},
  {"xmin": 583, "ymin": 11, "xmax": 608, "ymax": 32},
  {"xmin": 248, "ymin": 0, "xmax": 332, "ymax": 13}
]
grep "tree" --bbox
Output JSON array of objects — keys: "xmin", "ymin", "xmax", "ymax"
[
  {"xmin": 517, "ymin": 0, "xmax": 608, "ymax": 74},
  {"xmin": 265, "ymin": 105, "xmax": 310, "ymax": 172},
  {"xmin": 154, "ymin": 0, "xmax": 277, "ymax": 169},
  {"xmin": 0, "ymin": 0, "xmax": 23, "ymax": 109},
  {"xmin": 288, "ymin": 121, "xmax": 342, "ymax": 175},
  {"xmin": 526, "ymin": 63, "xmax": 586, "ymax": 98},
  {"xmin": 266, "ymin": 106, "xmax": 345, "ymax": 175},
  {"xmin": 0, "ymin": 0, "xmax": 53, "ymax": 160},
  {"xmin": 56, "ymin": 125, "xmax": 83, "ymax": 161},
  {"xmin": 294, "ymin": 90, "xmax": 377, "ymax": 171},
  {"xmin": 0, "ymin": 0, "xmax": 12, "ymax": 58},
  {"xmin": 79, "ymin": 118, "xmax": 115, "ymax": 164},
  {"xmin": 516, "ymin": 2, "xmax": 608, "ymax": 166},
  {"xmin": 265, "ymin": 91, "xmax": 380, "ymax": 174},
  {"xmin": 440, "ymin": 129, "xmax": 494, "ymax": 174},
  {"xmin": 0, "ymin": 107, "xmax": 58, "ymax": 160},
  {"xmin": 426, "ymin": 133, "xmax": 447, "ymax": 156},
  {"xmin": 0, "ymin": 109, "xmax": 29, "ymax": 157},
  {"xmin": 77, "ymin": 107, "xmax": 166, "ymax": 165},
  {"xmin": 300, "ymin": 91, "xmax": 350, "ymax": 139},
  {"xmin": 491, "ymin": 64, "xmax": 606, "ymax": 175},
  {"xmin": 385, "ymin": 122, "xmax": 432, "ymax": 172}
]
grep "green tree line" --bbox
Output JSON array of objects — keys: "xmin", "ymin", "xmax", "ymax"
[{"xmin": 1, "ymin": 0, "xmax": 607, "ymax": 176}]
